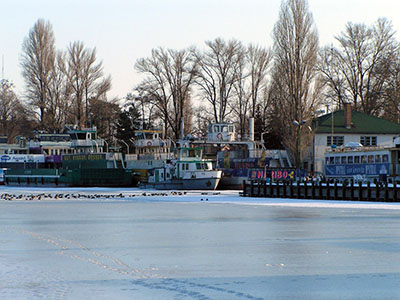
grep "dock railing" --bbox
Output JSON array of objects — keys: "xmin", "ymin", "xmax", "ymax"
[{"xmin": 241, "ymin": 179, "xmax": 400, "ymax": 202}]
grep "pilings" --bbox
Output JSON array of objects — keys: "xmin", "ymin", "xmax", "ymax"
[{"xmin": 242, "ymin": 180, "xmax": 400, "ymax": 202}]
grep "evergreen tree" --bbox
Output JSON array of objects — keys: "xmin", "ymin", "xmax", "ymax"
[{"xmin": 115, "ymin": 102, "xmax": 141, "ymax": 152}]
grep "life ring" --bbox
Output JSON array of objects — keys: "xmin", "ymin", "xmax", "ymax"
[
  {"xmin": 147, "ymin": 141, "xmax": 152, "ymax": 146},
  {"xmin": 217, "ymin": 133, "xmax": 223, "ymax": 140}
]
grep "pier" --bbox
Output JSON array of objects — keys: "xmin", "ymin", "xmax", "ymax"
[{"xmin": 242, "ymin": 180, "xmax": 400, "ymax": 202}]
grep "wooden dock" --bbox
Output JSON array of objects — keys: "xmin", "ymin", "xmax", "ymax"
[{"xmin": 242, "ymin": 180, "xmax": 400, "ymax": 202}]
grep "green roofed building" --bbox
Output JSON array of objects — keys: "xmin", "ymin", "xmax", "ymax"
[{"xmin": 307, "ymin": 103, "xmax": 400, "ymax": 174}]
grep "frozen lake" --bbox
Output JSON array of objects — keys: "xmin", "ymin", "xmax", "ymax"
[{"xmin": 1, "ymin": 186, "xmax": 400, "ymax": 299}]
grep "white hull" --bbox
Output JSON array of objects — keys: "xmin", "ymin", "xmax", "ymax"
[{"xmin": 143, "ymin": 176, "xmax": 221, "ymax": 190}]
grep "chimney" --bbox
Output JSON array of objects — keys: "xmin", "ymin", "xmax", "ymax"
[{"xmin": 344, "ymin": 102, "xmax": 352, "ymax": 129}]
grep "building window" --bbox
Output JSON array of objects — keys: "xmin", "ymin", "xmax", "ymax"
[
  {"xmin": 360, "ymin": 136, "xmax": 377, "ymax": 146},
  {"xmin": 327, "ymin": 136, "xmax": 344, "ymax": 146}
]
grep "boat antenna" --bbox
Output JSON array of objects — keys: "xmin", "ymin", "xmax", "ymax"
[{"xmin": 1, "ymin": 54, "xmax": 4, "ymax": 80}]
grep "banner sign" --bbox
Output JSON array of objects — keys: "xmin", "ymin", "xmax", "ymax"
[
  {"xmin": 218, "ymin": 157, "xmax": 271, "ymax": 169},
  {"xmin": 0, "ymin": 154, "xmax": 45, "ymax": 163},
  {"xmin": 325, "ymin": 163, "xmax": 390, "ymax": 177},
  {"xmin": 248, "ymin": 168, "xmax": 302, "ymax": 180}
]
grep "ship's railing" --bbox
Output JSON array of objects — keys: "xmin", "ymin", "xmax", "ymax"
[
  {"xmin": 125, "ymin": 152, "xmax": 174, "ymax": 161},
  {"xmin": 29, "ymin": 141, "xmax": 72, "ymax": 148},
  {"xmin": 71, "ymin": 139, "xmax": 104, "ymax": 148},
  {"xmin": 134, "ymin": 139, "xmax": 170, "ymax": 148}
]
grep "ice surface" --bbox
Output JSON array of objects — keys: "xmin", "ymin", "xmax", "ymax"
[{"xmin": 1, "ymin": 186, "xmax": 400, "ymax": 299}]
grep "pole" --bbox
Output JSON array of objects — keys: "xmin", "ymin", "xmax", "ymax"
[
  {"xmin": 298, "ymin": 125, "xmax": 301, "ymax": 182},
  {"xmin": 120, "ymin": 140, "xmax": 129, "ymax": 155}
]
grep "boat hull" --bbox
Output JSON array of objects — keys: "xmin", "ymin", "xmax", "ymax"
[
  {"xmin": 218, "ymin": 175, "xmax": 246, "ymax": 190},
  {"xmin": 143, "ymin": 177, "xmax": 221, "ymax": 190},
  {"xmin": 4, "ymin": 168, "xmax": 134, "ymax": 187}
]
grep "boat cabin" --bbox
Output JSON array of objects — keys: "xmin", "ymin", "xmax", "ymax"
[
  {"xmin": 68, "ymin": 127, "xmax": 104, "ymax": 153},
  {"xmin": 133, "ymin": 129, "xmax": 167, "ymax": 148},
  {"xmin": 207, "ymin": 123, "xmax": 235, "ymax": 142}
]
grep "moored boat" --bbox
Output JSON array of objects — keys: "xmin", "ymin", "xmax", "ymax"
[
  {"xmin": 125, "ymin": 128, "xmax": 174, "ymax": 185},
  {"xmin": 3, "ymin": 127, "xmax": 133, "ymax": 187},
  {"xmin": 145, "ymin": 144, "xmax": 222, "ymax": 190},
  {"xmin": 192, "ymin": 118, "xmax": 293, "ymax": 189}
]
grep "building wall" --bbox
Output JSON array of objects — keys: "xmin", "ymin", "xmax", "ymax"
[{"xmin": 307, "ymin": 133, "xmax": 397, "ymax": 174}]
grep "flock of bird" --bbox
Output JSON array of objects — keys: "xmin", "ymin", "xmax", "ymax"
[{"xmin": 0, "ymin": 191, "xmax": 219, "ymax": 201}]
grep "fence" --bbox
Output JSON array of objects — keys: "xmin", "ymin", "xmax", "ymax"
[{"xmin": 242, "ymin": 180, "xmax": 400, "ymax": 202}]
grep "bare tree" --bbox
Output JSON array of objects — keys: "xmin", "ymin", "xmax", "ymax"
[
  {"xmin": 66, "ymin": 41, "xmax": 111, "ymax": 127},
  {"xmin": 21, "ymin": 19, "xmax": 56, "ymax": 128},
  {"xmin": 194, "ymin": 38, "xmax": 244, "ymax": 123},
  {"xmin": 231, "ymin": 44, "xmax": 272, "ymax": 138},
  {"xmin": 382, "ymin": 49, "xmax": 400, "ymax": 122},
  {"xmin": 0, "ymin": 80, "xmax": 34, "ymax": 141},
  {"xmin": 230, "ymin": 52, "xmax": 249, "ymax": 138},
  {"xmin": 135, "ymin": 47, "xmax": 198, "ymax": 139},
  {"xmin": 317, "ymin": 46, "xmax": 346, "ymax": 108},
  {"xmin": 271, "ymin": 0, "xmax": 321, "ymax": 167},
  {"xmin": 44, "ymin": 50, "xmax": 72, "ymax": 131},
  {"xmin": 0, "ymin": 80, "xmax": 19, "ymax": 136},
  {"xmin": 247, "ymin": 44, "xmax": 272, "ymax": 117},
  {"xmin": 321, "ymin": 18, "xmax": 398, "ymax": 115}
]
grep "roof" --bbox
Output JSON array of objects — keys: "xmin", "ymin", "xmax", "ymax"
[{"xmin": 314, "ymin": 110, "xmax": 400, "ymax": 134}]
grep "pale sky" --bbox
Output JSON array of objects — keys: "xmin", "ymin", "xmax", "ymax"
[{"xmin": 2, "ymin": 0, "xmax": 400, "ymax": 101}]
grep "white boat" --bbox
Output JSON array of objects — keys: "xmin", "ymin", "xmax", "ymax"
[
  {"xmin": 146, "ymin": 145, "xmax": 222, "ymax": 190},
  {"xmin": 125, "ymin": 129, "xmax": 174, "ymax": 184},
  {"xmin": 191, "ymin": 119, "xmax": 293, "ymax": 189}
]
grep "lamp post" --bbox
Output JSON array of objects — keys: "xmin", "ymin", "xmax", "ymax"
[{"xmin": 293, "ymin": 119, "xmax": 306, "ymax": 182}]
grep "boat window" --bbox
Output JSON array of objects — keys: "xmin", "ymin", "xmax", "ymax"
[
  {"xmin": 375, "ymin": 155, "xmax": 381, "ymax": 163},
  {"xmin": 341, "ymin": 156, "xmax": 346, "ymax": 164},
  {"xmin": 347, "ymin": 156, "xmax": 353, "ymax": 164},
  {"xmin": 368, "ymin": 155, "xmax": 374, "ymax": 163},
  {"xmin": 329, "ymin": 157, "xmax": 334, "ymax": 165},
  {"xmin": 222, "ymin": 126, "xmax": 228, "ymax": 132},
  {"xmin": 361, "ymin": 155, "xmax": 367, "ymax": 163},
  {"xmin": 196, "ymin": 162, "xmax": 208, "ymax": 170},
  {"xmin": 354, "ymin": 156, "xmax": 360, "ymax": 164},
  {"xmin": 229, "ymin": 125, "xmax": 234, "ymax": 132},
  {"xmin": 383, "ymin": 154, "xmax": 389, "ymax": 162},
  {"xmin": 213, "ymin": 125, "xmax": 219, "ymax": 133},
  {"xmin": 334, "ymin": 157, "xmax": 340, "ymax": 164}
]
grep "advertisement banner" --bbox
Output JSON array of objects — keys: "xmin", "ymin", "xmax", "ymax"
[
  {"xmin": 0, "ymin": 154, "xmax": 45, "ymax": 163},
  {"xmin": 325, "ymin": 163, "xmax": 390, "ymax": 177}
]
